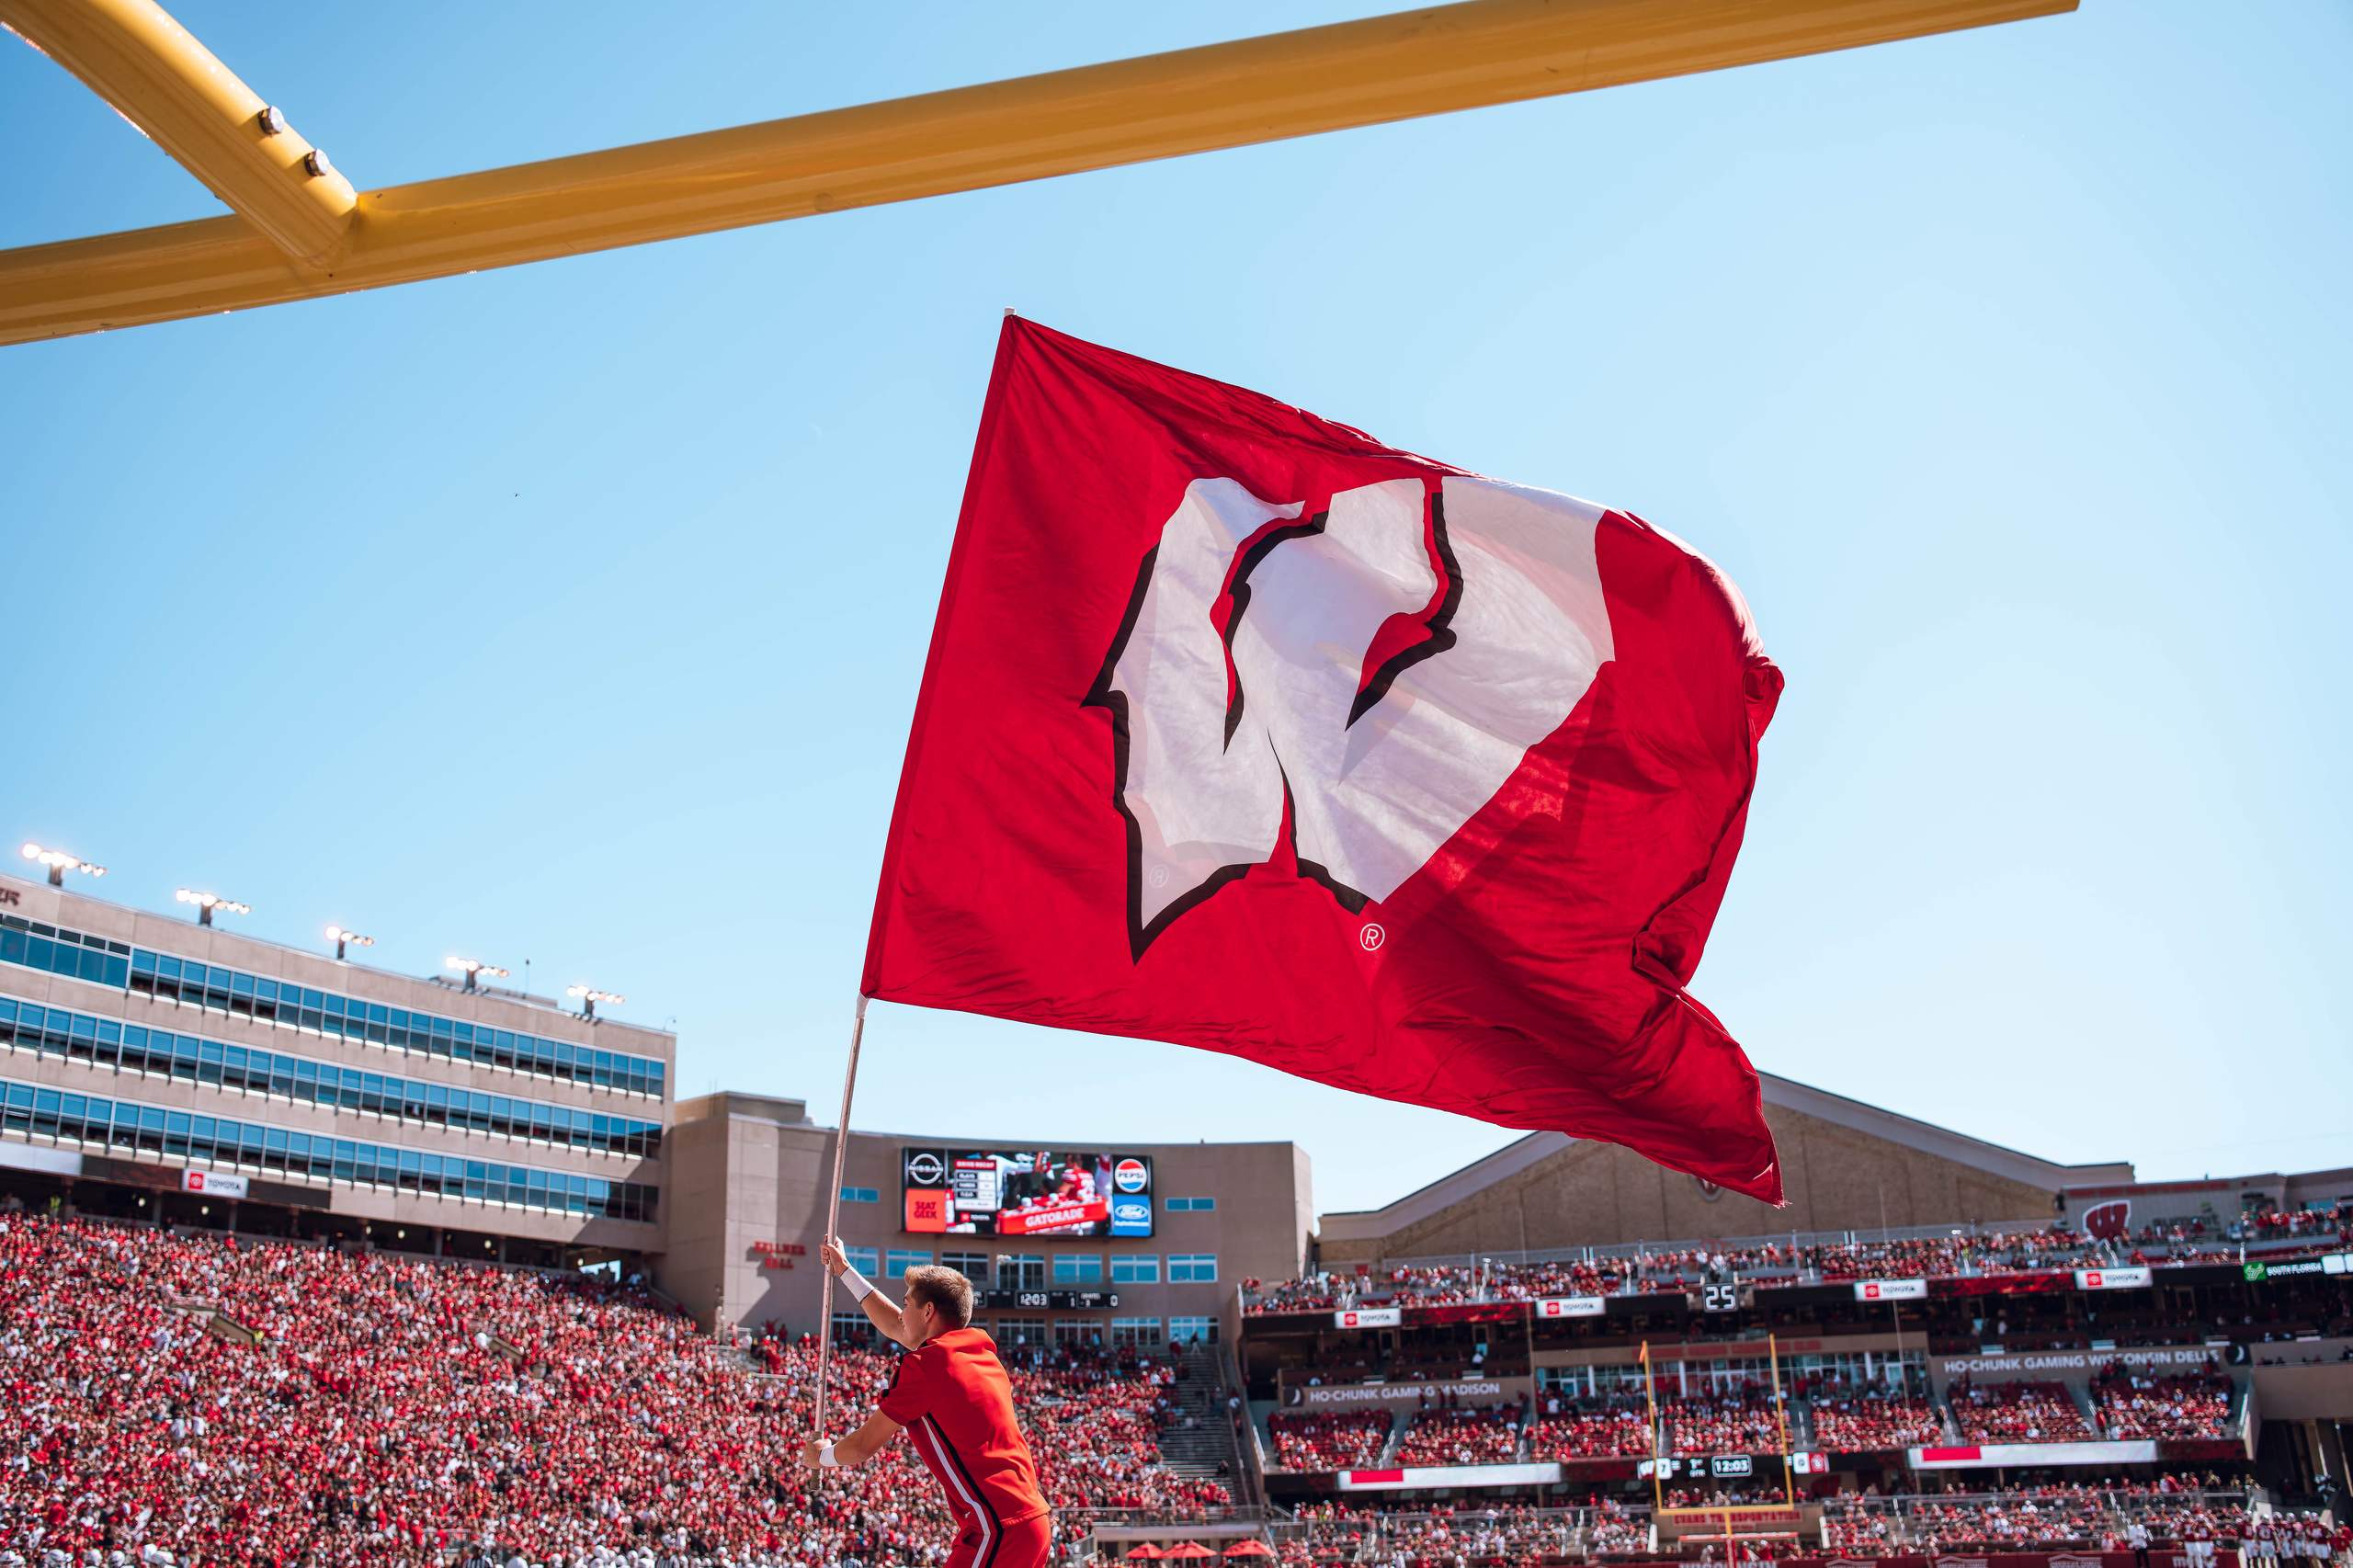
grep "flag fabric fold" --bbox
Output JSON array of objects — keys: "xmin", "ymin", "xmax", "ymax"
[{"xmin": 862, "ymin": 318, "xmax": 1785, "ymax": 1203}]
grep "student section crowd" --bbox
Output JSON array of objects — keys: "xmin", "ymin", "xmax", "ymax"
[{"xmin": 0, "ymin": 1215, "xmax": 1225, "ymax": 1568}]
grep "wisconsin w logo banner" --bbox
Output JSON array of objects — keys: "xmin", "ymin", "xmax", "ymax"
[{"xmin": 863, "ymin": 319, "xmax": 1786, "ymax": 1202}]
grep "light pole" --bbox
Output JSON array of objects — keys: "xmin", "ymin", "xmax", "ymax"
[
  {"xmin": 175, "ymin": 888, "xmax": 250, "ymax": 927},
  {"xmin": 566, "ymin": 984, "xmax": 625, "ymax": 1020},
  {"xmin": 326, "ymin": 925, "xmax": 375, "ymax": 961},
  {"xmin": 20, "ymin": 843, "xmax": 106, "ymax": 888},
  {"xmin": 446, "ymin": 956, "xmax": 507, "ymax": 994}
]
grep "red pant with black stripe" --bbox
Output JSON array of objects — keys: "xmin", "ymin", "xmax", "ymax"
[{"xmin": 948, "ymin": 1508, "xmax": 1051, "ymax": 1568}]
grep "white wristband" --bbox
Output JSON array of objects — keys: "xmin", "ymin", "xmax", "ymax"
[
  {"xmin": 818, "ymin": 1441, "xmax": 840, "ymax": 1470},
  {"xmin": 838, "ymin": 1266, "xmax": 874, "ymax": 1303}
]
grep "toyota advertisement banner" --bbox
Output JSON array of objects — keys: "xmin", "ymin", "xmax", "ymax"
[
  {"xmin": 2072, "ymin": 1267, "xmax": 2153, "ymax": 1291},
  {"xmin": 1333, "ymin": 1306, "xmax": 1404, "ymax": 1329}
]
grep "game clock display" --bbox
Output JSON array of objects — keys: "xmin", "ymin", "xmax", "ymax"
[{"xmin": 901, "ymin": 1147, "xmax": 1154, "ymax": 1238}]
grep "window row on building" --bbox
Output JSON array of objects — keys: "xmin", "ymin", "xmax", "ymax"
[
  {"xmin": 839, "ymin": 1185, "xmax": 880, "ymax": 1203},
  {"xmin": 838, "ymin": 1246, "xmax": 1217, "ymax": 1286},
  {"xmin": 0, "ymin": 994, "xmax": 662, "ymax": 1159},
  {"xmin": 831, "ymin": 1312, "xmax": 1220, "ymax": 1349},
  {"xmin": 0, "ymin": 913, "xmax": 666, "ymax": 1096},
  {"xmin": 1163, "ymin": 1197, "xmax": 1217, "ymax": 1211},
  {"xmin": 0, "ymin": 1074, "xmax": 659, "ymax": 1223}
]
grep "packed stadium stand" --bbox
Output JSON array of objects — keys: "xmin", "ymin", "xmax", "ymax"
[
  {"xmin": 0, "ymin": 1212, "xmax": 1226, "ymax": 1565},
  {"xmin": 2093, "ymin": 1366, "xmax": 2237, "ymax": 1441},
  {"xmin": 1226, "ymin": 1187, "xmax": 2352, "ymax": 1568},
  {"xmin": 1524, "ymin": 1397, "xmax": 1654, "ymax": 1460},
  {"xmin": 1659, "ymin": 1394, "xmax": 1783, "ymax": 1458},
  {"xmin": 3, "ymin": 856, "xmax": 2348, "ymax": 1567},
  {"xmin": 1947, "ymin": 1377, "xmax": 2098, "ymax": 1443},
  {"xmin": 1268, "ymin": 1411, "xmax": 1395, "ymax": 1472},
  {"xmin": 1241, "ymin": 1211, "xmax": 2353, "ymax": 1317},
  {"xmin": 1392, "ymin": 1403, "xmax": 1527, "ymax": 1467}
]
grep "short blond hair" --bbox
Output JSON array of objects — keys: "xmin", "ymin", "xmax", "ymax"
[{"xmin": 904, "ymin": 1264, "xmax": 974, "ymax": 1328}]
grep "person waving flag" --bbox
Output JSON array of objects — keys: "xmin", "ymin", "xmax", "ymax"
[{"xmin": 804, "ymin": 1236, "xmax": 1051, "ymax": 1568}]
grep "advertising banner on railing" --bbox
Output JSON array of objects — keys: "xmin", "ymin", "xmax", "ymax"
[
  {"xmin": 1280, "ymin": 1374, "xmax": 1533, "ymax": 1412},
  {"xmin": 1854, "ymin": 1278, "xmax": 1927, "ymax": 1301},
  {"xmin": 1337, "ymin": 1461, "xmax": 1563, "ymax": 1491},
  {"xmin": 1907, "ymin": 1439, "xmax": 2159, "ymax": 1470},
  {"xmin": 1931, "ymin": 1346, "xmax": 2223, "ymax": 1391},
  {"xmin": 1332, "ymin": 1306, "xmax": 1403, "ymax": 1329},
  {"xmin": 1537, "ymin": 1295, "xmax": 1608, "ymax": 1317},
  {"xmin": 2073, "ymin": 1267, "xmax": 2153, "ymax": 1290},
  {"xmin": 2241, "ymin": 1253, "xmax": 2353, "ymax": 1282}
]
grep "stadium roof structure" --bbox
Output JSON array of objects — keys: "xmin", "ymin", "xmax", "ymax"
[
  {"xmin": 0, "ymin": 0, "xmax": 2072, "ymax": 347},
  {"xmin": 1318, "ymin": 1071, "xmax": 2136, "ymax": 1248}
]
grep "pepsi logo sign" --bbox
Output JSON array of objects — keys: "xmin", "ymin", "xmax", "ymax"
[{"xmin": 1112, "ymin": 1157, "xmax": 1148, "ymax": 1193}]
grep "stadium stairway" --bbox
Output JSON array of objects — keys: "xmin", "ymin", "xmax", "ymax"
[{"xmin": 1156, "ymin": 1339, "xmax": 1249, "ymax": 1498}]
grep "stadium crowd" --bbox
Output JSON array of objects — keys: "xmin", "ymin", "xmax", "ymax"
[
  {"xmin": 1522, "ymin": 1396, "xmax": 1653, "ymax": 1461},
  {"xmin": 1241, "ymin": 1204, "xmax": 2352, "ymax": 1315},
  {"xmin": 1946, "ymin": 1377, "xmax": 2096, "ymax": 1443},
  {"xmin": 1817, "ymin": 1480, "xmax": 2281, "ymax": 1557},
  {"xmin": 2092, "ymin": 1364, "xmax": 2235, "ymax": 1441},
  {"xmin": 0, "ymin": 1214, "xmax": 1224, "ymax": 1566},
  {"xmin": 1658, "ymin": 1394, "xmax": 1781, "ymax": 1458},
  {"xmin": 1276, "ymin": 1501, "xmax": 1593, "ymax": 1567},
  {"xmin": 1267, "ymin": 1413, "xmax": 1393, "ymax": 1472},
  {"xmin": 1390, "ymin": 1406, "xmax": 1525, "ymax": 1468},
  {"xmin": 1804, "ymin": 1393, "xmax": 1945, "ymax": 1452}
]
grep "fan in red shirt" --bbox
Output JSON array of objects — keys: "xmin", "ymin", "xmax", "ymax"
[{"xmin": 805, "ymin": 1236, "xmax": 1052, "ymax": 1568}]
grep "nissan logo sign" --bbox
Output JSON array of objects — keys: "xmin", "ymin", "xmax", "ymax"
[{"xmin": 905, "ymin": 1150, "xmax": 945, "ymax": 1185}]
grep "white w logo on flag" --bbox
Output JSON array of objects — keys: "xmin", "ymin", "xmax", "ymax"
[{"xmin": 1086, "ymin": 474, "xmax": 1616, "ymax": 957}]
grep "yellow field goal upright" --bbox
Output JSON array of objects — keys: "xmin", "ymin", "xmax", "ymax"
[{"xmin": 0, "ymin": 0, "xmax": 2073, "ymax": 347}]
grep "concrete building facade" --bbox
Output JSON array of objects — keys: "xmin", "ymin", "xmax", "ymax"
[
  {"xmin": 661, "ymin": 1088, "xmax": 1315, "ymax": 1343},
  {"xmin": 0, "ymin": 869, "xmax": 670, "ymax": 1266}
]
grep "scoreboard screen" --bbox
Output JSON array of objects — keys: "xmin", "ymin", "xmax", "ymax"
[{"xmin": 902, "ymin": 1146, "xmax": 1154, "ymax": 1239}]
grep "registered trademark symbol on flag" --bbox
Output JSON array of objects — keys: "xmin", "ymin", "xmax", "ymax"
[{"xmin": 1358, "ymin": 923, "xmax": 1386, "ymax": 952}]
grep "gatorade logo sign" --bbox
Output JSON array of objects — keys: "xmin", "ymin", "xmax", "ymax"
[{"xmin": 1113, "ymin": 1157, "xmax": 1149, "ymax": 1193}]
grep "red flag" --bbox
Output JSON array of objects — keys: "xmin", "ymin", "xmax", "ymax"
[{"xmin": 863, "ymin": 319, "xmax": 1784, "ymax": 1202}]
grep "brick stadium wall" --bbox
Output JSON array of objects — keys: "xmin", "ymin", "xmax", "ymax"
[{"xmin": 1317, "ymin": 1102, "xmax": 2058, "ymax": 1265}]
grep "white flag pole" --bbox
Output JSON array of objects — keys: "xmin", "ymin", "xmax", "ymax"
[{"xmin": 813, "ymin": 994, "xmax": 870, "ymax": 1439}]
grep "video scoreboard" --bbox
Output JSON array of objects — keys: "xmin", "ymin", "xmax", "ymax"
[{"xmin": 902, "ymin": 1146, "xmax": 1155, "ymax": 1239}]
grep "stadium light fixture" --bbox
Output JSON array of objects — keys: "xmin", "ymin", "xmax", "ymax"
[
  {"xmin": 19, "ymin": 842, "xmax": 107, "ymax": 888},
  {"xmin": 175, "ymin": 887, "xmax": 250, "ymax": 926},
  {"xmin": 325, "ymin": 924, "xmax": 374, "ymax": 961},
  {"xmin": 566, "ymin": 983, "xmax": 625, "ymax": 1020},
  {"xmin": 446, "ymin": 955, "xmax": 507, "ymax": 993}
]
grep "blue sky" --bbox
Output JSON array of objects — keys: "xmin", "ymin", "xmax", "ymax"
[{"xmin": 2, "ymin": 3, "xmax": 2347, "ymax": 1221}]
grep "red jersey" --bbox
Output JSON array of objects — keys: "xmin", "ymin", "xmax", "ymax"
[{"xmin": 879, "ymin": 1325, "xmax": 1049, "ymax": 1531}]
